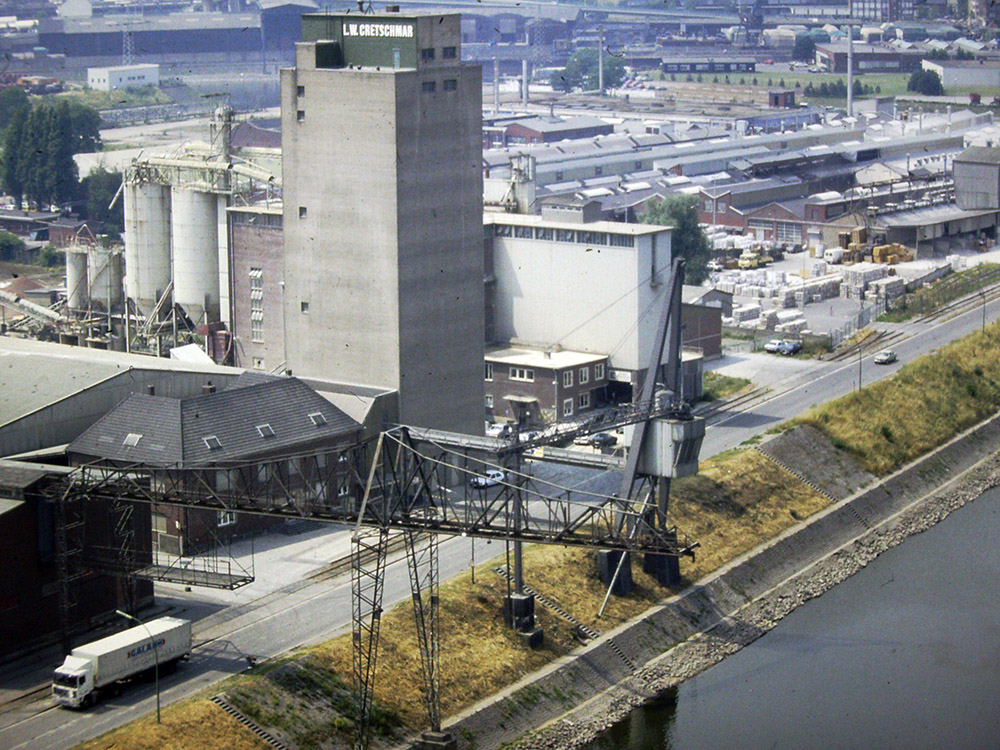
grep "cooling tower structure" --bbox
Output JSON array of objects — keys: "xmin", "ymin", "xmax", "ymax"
[
  {"xmin": 170, "ymin": 187, "xmax": 220, "ymax": 326},
  {"xmin": 65, "ymin": 248, "xmax": 89, "ymax": 313},
  {"xmin": 123, "ymin": 181, "xmax": 172, "ymax": 317}
]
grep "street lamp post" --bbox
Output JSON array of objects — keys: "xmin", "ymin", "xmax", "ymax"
[
  {"xmin": 980, "ymin": 289, "xmax": 987, "ymax": 332},
  {"xmin": 116, "ymin": 610, "xmax": 160, "ymax": 724}
]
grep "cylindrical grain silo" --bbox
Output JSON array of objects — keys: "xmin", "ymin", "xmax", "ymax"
[
  {"xmin": 171, "ymin": 187, "xmax": 219, "ymax": 324},
  {"xmin": 124, "ymin": 181, "xmax": 172, "ymax": 316},
  {"xmin": 88, "ymin": 246, "xmax": 123, "ymax": 311},
  {"xmin": 65, "ymin": 247, "xmax": 89, "ymax": 312}
]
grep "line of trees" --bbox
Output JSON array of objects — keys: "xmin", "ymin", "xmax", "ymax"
[{"xmin": 1, "ymin": 93, "xmax": 103, "ymax": 211}]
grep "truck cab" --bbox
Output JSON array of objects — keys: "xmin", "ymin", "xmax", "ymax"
[{"xmin": 52, "ymin": 656, "xmax": 95, "ymax": 708}]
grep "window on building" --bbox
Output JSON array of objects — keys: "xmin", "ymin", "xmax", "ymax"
[
  {"xmin": 309, "ymin": 412, "xmax": 327, "ymax": 426},
  {"xmin": 555, "ymin": 228, "xmax": 576, "ymax": 243},
  {"xmin": 217, "ymin": 510, "xmax": 236, "ymax": 527},
  {"xmin": 443, "ymin": 79, "xmax": 457, "ymax": 91},
  {"xmin": 297, "ymin": 85, "xmax": 305, "ymax": 97},
  {"xmin": 578, "ymin": 392, "xmax": 591, "ymax": 410},
  {"xmin": 252, "ymin": 357, "xmax": 265, "ymax": 370},
  {"xmin": 485, "ymin": 394, "xmax": 494, "ymax": 408},
  {"xmin": 595, "ymin": 363, "xmax": 605, "ymax": 380},
  {"xmin": 494, "ymin": 224, "xmax": 513, "ymax": 237},
  {"xmin": 579, "ymin": 367, "xmax": 590, "ymax": 384},
  {"xmin": 510, "ymin": 367, "xmax": 534, "ymax": 382},
  {"xmin": 776, "ymin": 221, "xmax": 799, "ymax": 243},
  {"xmin": 301, "ymin": 301, "xmax": 310, "ymax": 314},
  {"xmin": 296, "ymin": 110, "xmax": 305, "ymax": 122},
  {"xmin": 299, "ymin": 206, "xmax": 307, "ymax": 219},
  {"xmin": 534, "ymin": 227, "xmax": 554, "ymax": 241},
  {"xmin": 609, "ymin": 233, "xmax": 636, "ymax": 248},
  {"xmin": 442, "ymin": 46, "xmax": 457, "ymax": 59},
  {"xmin": 562, "ymin": 370, "xmax": 573, "ymax": 388},
  {"xmin": 513, "ymin": 225, "xmax": 533, "ymax": 239},
  {"xmin": 249, "ymin": 267, "xmax": 264, "ymax": 343},
  {"xmin": 123, "ymin": 433, "xmax": 142, "ymax": 447},
  {"xmin": 595, "ymin": 166, "xmax": 603, "ymax": 176},
  {"xmin": 421, "ymin": 47, "xmax": 436, "ymax": 61},
  {"xmin": 485, "ymin": 362, "xmax": 493, "ymax": 380},
  {"xmin": 256, "ymin": 423, "xmax": 275, "ymax": 438},
  {"xmin": 422, "ymin": 80, "xmax": 437, "ymax": 93},
  {"xmin": 563, "ymin": 398, "xmax": 574, "ymax": 417},
  {"xmin": 554, "ymin": 171, "xmax": 564, "ymax": 181}
]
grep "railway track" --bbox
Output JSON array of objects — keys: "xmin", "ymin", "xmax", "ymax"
[{"xmin": 697, "ymin": 386, "xmax": 771, "ymax": 421}]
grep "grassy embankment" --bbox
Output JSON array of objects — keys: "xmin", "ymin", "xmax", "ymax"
[
  {"xmin": 80, "ymin": 322, "xmax": 1000, "ymax": 749},
  {"xmin": 879, "ymin": 264, "xmax": 1000, "ymax": 323},
  {"xmin": 54, "ymin": 86, "xmax": 174, "ymax": 111},
  {"xmin": 701, "ymin": 371, "xmax": 751, "ymax": 401}
]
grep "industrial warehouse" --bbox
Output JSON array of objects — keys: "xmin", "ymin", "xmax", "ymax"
[{"xmin": 3, "ymin": 0, "xmax": 1000, "ymax": 748}]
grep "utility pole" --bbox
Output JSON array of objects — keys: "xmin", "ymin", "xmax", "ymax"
[
  {"xmin": 598, "ymin": 25, "xmax": 604, "ymax": 94},
  {"xmin": 846, "ymin": 26, "xmax": 854, "ymax": 119}
]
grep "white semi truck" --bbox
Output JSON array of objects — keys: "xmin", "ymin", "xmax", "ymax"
[{"xmin": 52, "ymin": 617, "xmax": 191, "ymax": 708}]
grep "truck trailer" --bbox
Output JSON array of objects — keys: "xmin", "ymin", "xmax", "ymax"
[{"xmin": 52, "ymin": 617, "xmax": 192, "ymax": 708}]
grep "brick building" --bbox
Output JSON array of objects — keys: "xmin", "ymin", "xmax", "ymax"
[
  {"xmin": 228, "ymin": 205, "xmax": 284, "ymax": 372},
  {"xmin": 0, "ymin": 460, "xmax": 153, "ymax": 658},
  {"xmin": 67, "ymin": 373, "xmax": 362, "ymax": 553},
  {"xmin": 484, "ymin": 346, "xmax": 610, "ymax": 425}
]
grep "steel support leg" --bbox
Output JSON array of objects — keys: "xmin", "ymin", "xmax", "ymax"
[
  {"xmin": 352, "ymin": 527, "xmax": 390, "ymax": 750},
  {"xmin": 113, "ymin": 496, "xmax": 137, "ymax": 615},
  {"xmin": 404, "ymin": 531, "xmax": 443, "ymax": 734}
]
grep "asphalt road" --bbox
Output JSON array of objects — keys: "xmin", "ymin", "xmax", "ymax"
[{"xmin": 2, "ymin": 289, "xmax": 996, "ymax": 749}]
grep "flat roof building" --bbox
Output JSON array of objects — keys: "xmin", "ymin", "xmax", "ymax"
[{"xmin": 281, "ymin": 12, "xmax": 484, "ymax": 434}]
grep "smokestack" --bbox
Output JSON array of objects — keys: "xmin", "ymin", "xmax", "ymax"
[
  {"xmin": 598, "ymin": 25, "xmax": 605, "ymax": 93},
  {"xmin": 847, "ymin": 29, "xmax": 854, "ymax": 119},
  {"xmin": 521, "ymin": 58, "xmax": 529, "ymax": 107}
]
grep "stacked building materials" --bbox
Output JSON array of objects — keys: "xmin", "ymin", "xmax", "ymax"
[
  {"xmin": 775, "ymin": 309, "xmax": 808, "ymax": 334},
  {"xmin": 866, "ymin": 276, "xmax": 906, "ymax": 302},
  {"xmin": 872, "ymin": 243, "xmax": 913, "ymax": 265},
  {"xmin": 841, "ymin": 262, "xmax": 888, "ymax": 299},
  {"xmin": 810, "ymin": 260, "xmax": 828, "ymax": 278}
]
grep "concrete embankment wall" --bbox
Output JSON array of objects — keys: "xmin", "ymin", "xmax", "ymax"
[{"xmin": 439, "ymin": 410, "xmax": 1000, "ymax": 750}]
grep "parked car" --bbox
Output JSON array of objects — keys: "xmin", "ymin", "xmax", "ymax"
[
  {"xmin": 873, "ymin": 349, "xmax": 897, "ymax": 365},
  {"xmin": 589, "ymin": 433, "xmax": 617, "ymax": 448},
  {"xmin": 470, "ymin": 469, "xmax": 505, "ymax": 488},
  {"xmin": 777, "ymin": 340, "xmax": 802, "ymax": 355},
  {"xmin": 707, "ymin": 259, "xmax": 724, "ymax": 272},
  {"xmin": 573, "ymin": 434, "xmax": 592, "ymax": 445},
  {"xmin": 763, "ymin": 339, "xmax": 784, "ymax": 353}
]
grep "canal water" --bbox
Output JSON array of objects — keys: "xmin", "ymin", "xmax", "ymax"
[{"xmin": 586, "ymin": 485, "xmax": 1000, "ymax": 750}]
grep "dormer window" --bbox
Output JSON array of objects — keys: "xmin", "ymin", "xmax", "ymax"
[
  {"xmin": 257, "ymin": 424, "xmax": 275, "ymax": 438},
  {"xmin": 203, "ymin": 435, "xmax": 222, "ymax": 450}
]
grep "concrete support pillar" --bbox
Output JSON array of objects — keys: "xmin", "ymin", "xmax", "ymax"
[
  {"xmin": 597, "ymin": 549, "xmax": 633, "ymax": 596},
  {"xmin": 521, "ymin": 58, "xmax": 529, "ymax": 106}
]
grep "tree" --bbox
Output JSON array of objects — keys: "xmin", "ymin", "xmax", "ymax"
[
  {"xmin": 80, "ymin": 166, "xmax": 124, "ymax": 235},
  {"xmin": 640, "ymin": 195, "xmax": 711, "ymax": 284},
  {"xmin": 908, "ymin": 69, "xmax": 944, "ymax": 96},
  {"xmin": 0, "ymin": 230, "xmax": 26, "ymax": 263},
  {"xmin": 792, "ymin": 35, "xmax": 816, "ymax": 62},
  {"xmin": 1, "ymin": 104, "xmax": 29, "ymax": 206},
  {"xmin": 60, "ymin": 99, "xmax": 102, "ymax": 153},
  {"xmin": 0, "ymin": 86, "xmax": 28, "ymax": 134},
  {"xmin": 549, "ymin": 48, "xmax": 625, "ymax": 92}
]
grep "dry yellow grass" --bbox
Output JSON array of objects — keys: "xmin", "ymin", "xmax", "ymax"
[
  {"xmin": 79, "ymin": 698, "xmax": 267, "ymax": 750},
  {"xmin": 800, "ymin": 324, "xmax": 1000, "ymax": 475},
  {"xmin": 78, "ymin": 448, "xmax": 828, "ymax": 749}
]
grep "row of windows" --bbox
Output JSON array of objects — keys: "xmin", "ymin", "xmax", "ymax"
[
  {"xmin": 422, "ymin": 79, "xmax": 458, "ymax": 93},
  {"xmin": 485, "ymin": 392, "xmax": 592, "ymax": 414},
  {"xmin": 492, "ymin": 223, "xmax": 636, "ymax": 248},
  {"xmin": 421, "ymin": 46, "xmax": 457, "ymax": 61},
  {"xmin": 485, "ymin": 362, "xmax": 606, "ymax": 384},
  {"xmin": 232, "ymin": 211, "xmax": 282, "ymax": 228}
]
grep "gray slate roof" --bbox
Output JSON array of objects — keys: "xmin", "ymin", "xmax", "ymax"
[
  {"xmin": 69, "ymin": 377, "xmax": 359, "ymax": 467},
  {"xmin": 955, "ymin": 146, "xmax": 1000, "ymax": 165}
]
